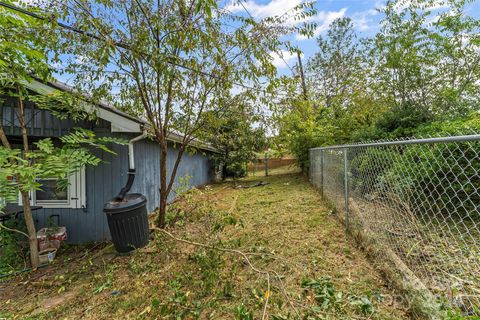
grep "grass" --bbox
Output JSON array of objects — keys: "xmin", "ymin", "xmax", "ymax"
[{"xmin": 0, "ymin": 167, "xmax": 408, "ymax": 319}]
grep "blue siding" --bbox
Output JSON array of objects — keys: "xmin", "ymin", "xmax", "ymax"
[
  {"xmin": 30, "ymin": 136, "xmax": 214, "ymax": 243},
  {"xmin": 1, "ymin": 96, "xmax": 110, "ymax": 137},
  {"xmin": 166, "ymin": 147, "xmax": 211, "ymax": 200},
  {"xmin": 3, "ymin": 96, "xmax": 215, "ymax": 243},
  {"xmin": 131, "ymin": 138, "xmax": 160, "ymax": 212}
]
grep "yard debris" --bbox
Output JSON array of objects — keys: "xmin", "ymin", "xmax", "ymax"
[
  {"xmin": 234, "ymin": 181, "xmax": 269, "ymax": 189},
  {"xmin": 153, "ymin": 226, "xmax": 277, "ymax": 320},
  {"xmin": 110, "ymin": 290, "xmax": 123, "ymax": 296}
]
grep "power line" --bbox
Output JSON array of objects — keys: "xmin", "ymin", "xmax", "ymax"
[
  {"xmin": 0, "ymin": 1, "xmax": 290, "ymax": 98},
  {"xmin": 239, "ymin": 0, "xmax": 254, "ymax": 20}
]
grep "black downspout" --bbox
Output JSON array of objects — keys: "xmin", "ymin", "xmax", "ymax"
[{"xmin": 115, "ymin": 168, "xmax": 136, "ymax": 201}]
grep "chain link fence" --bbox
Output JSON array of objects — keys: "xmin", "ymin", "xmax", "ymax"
[{"xmin": 309, "ymin": 135, "xmax": 480, "ymax": 317}]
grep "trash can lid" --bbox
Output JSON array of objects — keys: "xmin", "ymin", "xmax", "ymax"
[{"xmin": 104, "ymin": 193, "xmax": 147, "ymax": 214}]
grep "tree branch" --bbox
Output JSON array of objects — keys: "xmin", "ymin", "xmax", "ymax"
[
  {"xmin": 153, "ymin": 227, "xmax": 272, "ymax": 319},
  {"xmin": 0, "ymin": 222, "xmax": 29, "ymax": 238}
]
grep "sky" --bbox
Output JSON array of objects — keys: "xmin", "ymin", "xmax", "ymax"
[
  {"xmin": 40, "ymin": 0, "xmax": 480, "ymax": 85},
  {"xmin": 225, "ymin": 0, "xmax": 480, "ymax": 76}
]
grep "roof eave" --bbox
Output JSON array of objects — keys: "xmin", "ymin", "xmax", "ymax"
[{"xmin": 24, "ymin": 78, "xmax": 220, "ymax": 153}]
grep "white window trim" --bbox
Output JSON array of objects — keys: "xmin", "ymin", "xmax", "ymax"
[
  {"xmin": 19, "ymin": 167, "xmax": 86, "ymax": 209},
  {"xmin": 33, "ymin": 177, "xmax": 71, "ymax": 207}
]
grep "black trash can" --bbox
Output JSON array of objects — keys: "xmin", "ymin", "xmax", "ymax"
[{"xmin": 104, "ymin": 193, "xmax": 149, "ymax": 253}]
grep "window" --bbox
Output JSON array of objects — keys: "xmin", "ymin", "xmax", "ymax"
[
  {"xmin": 19, "ymin": 167, "xmax": 86, "ymax": 209},
  {"xmin": 35, "ymin": 179, "xmax": 69, "ymax": 203}
]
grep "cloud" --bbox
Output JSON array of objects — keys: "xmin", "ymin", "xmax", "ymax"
[
  {"xmin": 269, "ymin": 50, "xmax": 299, "ymax": 69},
  {"xmin": 351, "ymin": 9, "xmax": 379, "ymax": 31},
  {"xmin": 296, "ymin": 8, "xmax": 347, "ymax": 40},
  {"xmin": 225, "ymin": 0, "xmax": 303, "ymax": 20},
  {"xmin": 225, "ymin": 1, "xmax": 347, "ymax": 41},
  {"xmin": 373, "ymin": 0, "xmax": 387, "ymax": 11}
]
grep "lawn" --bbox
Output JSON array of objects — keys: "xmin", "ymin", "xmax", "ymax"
[{"xmin": 0, "ymin": 168, "xmax": 408, "ymax": 319}]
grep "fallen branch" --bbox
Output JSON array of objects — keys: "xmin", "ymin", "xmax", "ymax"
[
  {"xmin": 0, "ymin": 222, "xmax": 29, "ymax": 238},
  {"xmin": 214, "ymin": 185, "xmax": 231, "ymax": 194},
  {"xmin": 263, "ymin": 272, "xmax": 270, "ymax": 319},
  {"xmin": 271, "ymin": 270, "xmax": 301, "ymax": 318},
  {"xmin": 348, "ymin": 198, "xmax": 443, "ymax": 319},
  {"xmin": 384, "ymin": 228, "xmax": 416, "ymax": 238},
  {"xmin": 153, "ymin": 227, "xmax": 272, "ymax": 319},
  {"xmin": 235, "ymin": 181, "xmax": 269, "ymax": 189},
  {"xmin": 152, "ymin": 228, "xmax": 307, "ymax": 318}
]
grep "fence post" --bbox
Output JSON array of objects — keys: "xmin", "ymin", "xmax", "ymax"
[
  {"xmin": 309, "ymin": 150, "xmax": 313, "ymax": 183},
  {"xmin": 344, "ymin": 148, "xmax": 349, "ymax": 231},
  {"xmin": 320, "ymin": 150, "xmax": 324, "ymax": 199},
  {"xmin": 264, "ymin": 153, "xmax": 268, "ymax": 177}
]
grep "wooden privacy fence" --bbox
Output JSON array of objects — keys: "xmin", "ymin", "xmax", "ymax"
[{"xmin": 248, "ymin": 157, "xmax": 296, "ymax": 172}]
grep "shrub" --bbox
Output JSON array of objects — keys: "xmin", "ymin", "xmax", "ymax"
[
  {"xmin": 349, "ymin": 114, "xmax": 480, "ymax": 220},
  {"xmin": 0, "ymin": 218, "xmax": 28, "ymax": 273},
  {"xmin": 414, "ymin": 113, "xmax": 480, "ymax": 137},
  {"xmin": 380, "ymin": 114, "xmax": 480, "ymax": 219},
  {"xmin": 350, "ymin": 147, "xmax": 401, "ymax": 197},
  {"xmin": 226, "ymin": 161, "xmax": 247, "ymax": 179},
  {"xmin": 383, "ymin": 142, "xmax": 480, "ymax": 220}
]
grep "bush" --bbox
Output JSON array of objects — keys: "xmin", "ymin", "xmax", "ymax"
[
  {"xmin": 0, "ymin": 218, "xmax": 28, "ymax": 273},
  {"xmin": 379, "ymin": 114, "xmax": 480, "ymax": 219},
  {"xmin": 350, "ymin": 114, "xmax": 480, "ymax": 220},
  {"xmin": 383, "ymin": 145, "xmax": 480, "ymax": 220},
  {"xmin": 375, "ymin": 104, "xmax": 433, "ymax": 139},
  {"xmin": 350, "ymin": 148, "xmax": 401, "ymax": 197},
  {"xmin": 414, "ymin": 113, "xmax": 480, "ymax": 137},
  {"xmin": 226, "ymin": 161, "xmax": 247, "ymax": 179}
]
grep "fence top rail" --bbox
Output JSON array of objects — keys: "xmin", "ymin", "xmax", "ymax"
[{"xmin": 310, "ymin": 134, "xmax": 480, "ymax": 151}]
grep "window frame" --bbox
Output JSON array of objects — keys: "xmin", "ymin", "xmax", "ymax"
[
  {"xmin": 19, "ymin": 167, "xmax": 86, "ymax": 209},
  {"xmin": 33, "ymin": 177, "xmax": 71, "ymax": 207}
]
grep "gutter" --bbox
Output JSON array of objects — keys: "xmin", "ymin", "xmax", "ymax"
[{"xmin": 115, "ymin": 131, "xmax": 148, "ymax": 200}]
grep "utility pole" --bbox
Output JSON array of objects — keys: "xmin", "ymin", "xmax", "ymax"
[{"xmin": 297, "ymin": 51, "xmax": 308, "ymax": 100}]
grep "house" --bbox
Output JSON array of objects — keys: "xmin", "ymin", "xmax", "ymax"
[{"xmin": 0, "ymin": 79, "xmax": 219, "ymax": 243}]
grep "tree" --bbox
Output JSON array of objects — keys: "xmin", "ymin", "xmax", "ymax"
[
  {"xmin": 367, "ymin": 0, "xmax": 480, "ymax": 137},
  {"xmin": 55, "ymin": 0, "xmax": 316, "ymax": 227},
  {"xmin": 203, "ymin": 95, "xmax": 266, "ymax": 180},
  {"xmin": 370, "ymin": 0, "xmax": 438, "ymax": 133},
  {"xmin": 274, "ymin": 17, "xmax": 378, "ymax": 169},
  {"xmin": 307, "ymin": 17, "xmax": 365, "ymax": 116},
  {"xmin": 428, "ymin": 0, "xmax": 480, "ymax": 115},
  {"xmin": 0, "ymin": 2, "xmax": 123, "ymax": 268},
  {"xmin": 0, "ymin": 1, "xmax": 62, "ymax": 268},
  {"xmin": 276, "ymin": 0, "xmax": 480, "ymax": 154}
]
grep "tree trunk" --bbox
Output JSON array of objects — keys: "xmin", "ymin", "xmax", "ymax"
[
  {"xmin": 221, "ymin": 150, "xmax": 228, "ymax": 181},
  {"xmin": 17, "ymin": 87, "xmax": 39, "ymax": 268},
  {"xmin": 21, "ymin": 191, "xmax": 39, "ymax": 268},
  {"xmin": 157, "ymin": 141, "xmax": 168, "ymax": 228},
  {"xmin": 0, "ymin": 126, "xmax": 10, "ymax": 149}
]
